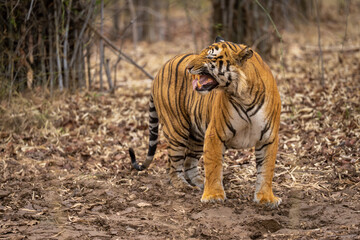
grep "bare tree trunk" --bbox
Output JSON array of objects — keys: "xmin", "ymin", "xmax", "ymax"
[
  {"xmin": 86, "ymin": 37, "xmax": 92, "ymax": 90},
  {"xmin": 104, "ymin": 59, "xmax": 114, "ymax": 92},
  {"xmin": 112, "ymin": 0, "xmax": 121, "ymax": 40},
  {"xmin": 38, "ymin": 26, "xmax": 47, "ymax": 87},
  {"xmin": 99, "ymin": 0, "xmax": 104, "ymax": 91},
  {"xmin": 128, "ymin": 0, "xmax": 138, "ymax": 56},
  {"xmin": 63, "ymin": 0, "xmax": 72, "ymax": 89},
  {"xmin": 79, "ymin": 41, "xmax": 85, "ymax": 89},
  {"xmin": 54, "ymin": 0, "xmax": 63, "ymax": 91},
  {"xmin": 48, "ymin": 20, "xmax": 54, "ymax": 96},
  {"xmin": 315, "ymin": 0, "xmax": 325, "ymax": 86}
]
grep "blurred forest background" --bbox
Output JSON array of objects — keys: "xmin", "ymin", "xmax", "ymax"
[
  {"xmin": 1, "ymin": 0, "xmax": 356, "ymax": 95},
  {"xmin": 0, "ymin": 0, "xmax": 359, "ymax": 239}
]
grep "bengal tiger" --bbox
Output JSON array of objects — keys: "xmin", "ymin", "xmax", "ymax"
[{"xmin": 129, "ymin": 36, "xmax": 282, "ymax": 207}]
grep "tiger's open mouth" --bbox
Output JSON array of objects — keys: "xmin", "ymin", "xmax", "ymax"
[{"xmin": 191, "ymin": 74, "xmax": 219, "ymax": 92}]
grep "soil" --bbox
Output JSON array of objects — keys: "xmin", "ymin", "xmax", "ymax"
[{"xmin": 1, "ymin": 10, "xmax": 360, "ymax": 240}]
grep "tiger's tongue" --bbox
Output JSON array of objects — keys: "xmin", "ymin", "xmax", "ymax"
[{"xmin": 192, "ymin": 75, "xmax": 215, "ymax": 90}]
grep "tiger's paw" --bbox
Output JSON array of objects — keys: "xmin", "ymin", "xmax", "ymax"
[
  {"xmin": 254, "ymin": 191, "xmax": 282, "ymax": 208},
  {"xmin": 201, "ymin": 190, "xmax": 226, "ymax": 203}
]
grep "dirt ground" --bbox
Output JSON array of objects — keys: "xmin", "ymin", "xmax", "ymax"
[{"xmin": 1, "ymin": 11, "xmax": 360, "ymax": 240}]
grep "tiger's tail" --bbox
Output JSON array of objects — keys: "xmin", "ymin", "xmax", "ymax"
[{"xmin": 129, "ymin": 95, "xmax": 159, "ymax": 171}]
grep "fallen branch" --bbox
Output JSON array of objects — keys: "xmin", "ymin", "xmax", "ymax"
[{"xmin": 87, "ymin": 23, "xmax": 154, "ymax": 80}]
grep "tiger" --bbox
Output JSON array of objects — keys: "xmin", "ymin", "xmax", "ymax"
[{"xmin": 129, "ymin": 36, "xmax": 282, "ymax": 207}]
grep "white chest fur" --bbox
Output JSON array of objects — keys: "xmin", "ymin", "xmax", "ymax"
[{"xmin": 226, "ymin": 107, "xmax": 267, "ymax": 149}]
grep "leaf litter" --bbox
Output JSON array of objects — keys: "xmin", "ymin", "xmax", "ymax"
[{"xmin": 1, "ymin": 25, "xmax": 360, "ymax": 240}]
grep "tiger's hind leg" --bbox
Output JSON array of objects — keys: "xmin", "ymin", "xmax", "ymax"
[
  {"xmin": 184, "ymin": 138, "xmax": 204, "ymax": 190},
  {"xmin": 167, "ymin": 145, "xmax": 193, "ymax": 190},
  {"xmin": 254, "ymin": 136, "xmax": 282, "ymax": 208}
]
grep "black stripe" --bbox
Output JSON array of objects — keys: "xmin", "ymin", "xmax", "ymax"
[
  {"xmin": 255, "ymin": 140, "xmax": 275, "ymax": 152},
  {"xmin": 149, "ymin": 134, "xmax": 158, "ymax": 141},
  {"xmin": 185, "ymin": 166, "xmax": 198, "ymax": 172},
  {"xmin": 230, "ymin": 42, "xmax": 239, "ymax": 51},
  {"xmin": 225, "ymin": 42, "xmax": 235, "ymax": 51},
  {"xmin": 218, "ymin": 60, "xmax": 223, "ymax": 73},
  {"xmin": 256, "ymin": 156, "xmax": 264, "ymax": 166},
  {"xmin": 186, "ymin": 152, "xmax": 202, "ymax": 158},
  {"xmin": 226, "ymin": 60, "xmax": 230, "ymax": 72},
  {"xmin": 147, "ymin": 144, "xmax": 157, "ymax": 156},
  {"xmin": 149, "ymin": 117, "xmax": 158, "ymax": 124},
  {"xmin": 259, "ymin": 109, "xmax": 276, "ymax": 142},
  {"xmin": 170, "ymin": 155, "xmax": 184, "ymax": 162},
  {"xmin": 170, "ymin": 166, "xmax": 183, "ymax": 172},
  {"xmin": 236, "ymin": 44, "xmax": 245, "ymax": 50},
  {"xmin": 229, "ymin": 100, "xmax": 246, "ymax": 122},
  {"xmin": 238, "ymin": 103, "xmax": 251, "ymax": 123},
  {"xmin": 249, "ymin": 94, "xmax": 265, "ymax": 117},
  {"xmin": 215, "ymin": 127, "xmax": 225, "ymax": 143},
  {"xmin": 173, "ymin": 54, "xmax": 192, "ymax": 136},
  {"xmin": 245, "ymin": 89, "xmax": 260, "ymax": 109}
]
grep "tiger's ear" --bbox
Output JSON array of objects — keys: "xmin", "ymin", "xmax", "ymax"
[
  {"xmin": 234, "ymin": 47, "xmax": 253, "ymax": 66},
  {"xmin": 215, "ymin": 36, "xmax": 225, "ymax": 43}
]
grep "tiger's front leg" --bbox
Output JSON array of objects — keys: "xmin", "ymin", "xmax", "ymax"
[{"xmin": 201, "ymin": 126, "xmax": 226, "ymax": 202}]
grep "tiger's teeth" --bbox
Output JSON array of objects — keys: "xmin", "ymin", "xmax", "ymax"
[{"xmin": 197, "ymin": 80, "xmax": 202, "ymax": 88}]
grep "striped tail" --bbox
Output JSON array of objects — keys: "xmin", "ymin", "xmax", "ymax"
[{"xmin": 129, "ymin": 95, "xmax": 159, "ymax": 171}]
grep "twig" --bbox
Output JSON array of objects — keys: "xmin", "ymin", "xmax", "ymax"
[
  {"xmin": 26, "ymin": 0, "xmax": 35, "ymax": 21},
  {"xmin": 88, "ymin": 24, "xmax": 154, "ymax": 80},
  {"xmin": 315, "ymin": 0, "xmax": 325, "ymax": 86}
]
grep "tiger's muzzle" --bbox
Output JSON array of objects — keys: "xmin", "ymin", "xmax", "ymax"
[{"xmin": 186, "ymin": 64, "xmax": 218, "ymax": 92}]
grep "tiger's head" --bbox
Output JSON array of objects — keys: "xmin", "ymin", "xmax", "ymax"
[{"xmin": 187, "ymin": 36, "xmax": 253, "ymax": 95}]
